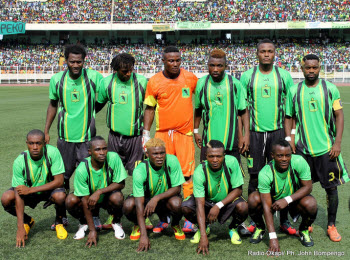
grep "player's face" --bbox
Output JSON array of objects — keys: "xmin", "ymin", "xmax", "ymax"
[
  {"xmin": 67, "ymin": 53, "xmax": 84, "ymax": 78},
  {"xmin": 208, "ymin": 57, "xmax": 226, "ymax": 82},
  {"xmin": 117, "ymin": 65, "xmax": 133, "ymax": 82},
  {"xmin": 147, "ymin": 146, "xmax": 166, "ymax": 168},
  {"xmin": 89, "ymin": 140, "xmax": 108, "ymax": 164},
  {"xmin": 257, "ymin": 43, "xmax": 275, "ymax": 65},
  {"xmin": 302, "ymin": 59, "xmax": 320, "ymax": 82},
  {"xmin": 271, "ymin": 145, "xmax": 292, "ymax": 172},
  {"xmin": 163, "ymin": 52, "xmax": 181, "ymax": 76},
  {"xmin": 206, "ymin": 147, "xmax": 225, "ymax": 171},
  {"xmin": 26, "ymin": 135, "xmax": 45, "ymax": 160}
]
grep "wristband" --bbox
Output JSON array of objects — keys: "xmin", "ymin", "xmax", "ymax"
[
  {"xmin": 269, "ymin": 232, "xmax": 277, "ymax": 239},
  {"xmin": 193, "ymin": 128, "xmax": 199, "ymax": 134},
  {"xmin": 291, "ymin": 129, "xmax": 296, "ymax": 135},
  {"xmin": 285, "ymin": 136, "xmax": 291, "ymax": 142},
  {"xmin": 284, "ymin": 196, "xmax": 293, "ymax": 205},
  {"xmin": 216, "ymin": 201, "xmax": 224, "ymax": 209},
  {"xmin": 143, "ymin": 129, "xmax": 150, "ymax": 137}
]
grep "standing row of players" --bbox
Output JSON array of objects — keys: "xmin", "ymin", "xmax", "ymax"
[{"xmin": 1, "ymin": 39, "xmax": 349, "ymax": 253}]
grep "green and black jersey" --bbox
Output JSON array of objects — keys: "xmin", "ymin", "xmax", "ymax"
[
  {"xmin": 98, "ymin": 72, "xmax": 147, "ymax": 136},
  {"xmin": 258, "ymin": 155, "xmax": 311, "ymax": 201},
  {"xmin": 49, "ymin": 68, "xmax": 103, "ymax": 143},
  {"xmin": 240, "ymin": 66, "xmax": 294, "ymax": 132},
  {"xmin": 195, "ymin": 73, "xmax": 247, "ymax": 150},
  {"xmin": 286, "ymin": 80, "xmax": 343, "ymax": 157}
]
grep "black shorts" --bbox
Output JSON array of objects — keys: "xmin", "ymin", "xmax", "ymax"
[
  {"xmin": 108, "ymin": 130, "xmax": 144, "ymax": 175},
  {"xmin": 247, "ymin": 129, "xmax": 285, "ymax": 175},
  {"xmin": 200, "ymin": 146, "xmax": 241, "ymax": 164},
  {"xmin": 57, "ymin": 138, "xmax": 89, "ymax": 180},
  {"xmin": 9, "ymin": 187, "xmax": 65, "ymax": 209},
  {"xmin": 273, "ymin": 195, "xmax": 315, "ymax": 221},
  {"xmin": 181, "ymin": 194, "xmax": 246, "ymax": 225},
  {"xmin": 296, "ymin": 151, "xmax": 349, "ymax": 189}
]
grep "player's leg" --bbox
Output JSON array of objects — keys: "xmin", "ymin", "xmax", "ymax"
[
  {"xmin": 124, "ymin": 135, "xmax": 144, "ymax": 176},
  {"xmin": 122, "ymin": 195, "xmax": 142, "ymax": 240},
  {"xmin": 65, "ymin": 193, "xmax": 88, "ymax": 240},
  {"xmin": 219, "ymin": 197, "xmax": 248, "ymax": 245},
  {"xmin": 1, "ymin": 188, "xmax": 35, "ymax": 235},
  {"xmin": 165, "ymin": 196, "xmax": 185, "ymax": 240},
  {"xmin": 294, "ymin": 195, "xmax": 317, "ymax": 247},
  {"xmin": 50, "ymin": 188, "xmax": 67, "ymax": 239},
  {"xmin": 104, "ymin": 190, "xmax": 125, "ymax": 239},
  {"xmin": 57, "ymin": 138, "xmax": 76, "ymax": 191},
  {"xmin": 248, "ymin": 191, "xmax": 265, "ymax": 244}
]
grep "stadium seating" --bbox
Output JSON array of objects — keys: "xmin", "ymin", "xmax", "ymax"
[{"xmin": 1, "ymin": 0, "xmax": 349, "ymax": 23}]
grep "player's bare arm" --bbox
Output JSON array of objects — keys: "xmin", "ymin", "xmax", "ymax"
[
  {"xmin": 44, "ymin": 99, "xmax": 58, "ymax": 144},
  {"xmin": 330, "ymin": 109, "xmax": 344, "ymax": 159},
  {"xmin": 284, "ymin": 116, "xmax": 295, "ymax": 153},
  {"xmin": 194, "ymin": 108, "xmax": 202, "ymax": 148},
  {"xmin": 144, "ymin": 186, "xmax": 180, "ymax": 217},
  {"xmin": 195, "ymin": 197, "xmax": 209, "ymax": 255},
  {"xmin": 238, "ymin": 108, "xmax": 250, "ymax": 154},
  {"xmin": 14, "ymin": 189, "xmax": 26, "ymax": 247},
  {"xmin": 15, "ymin": 174, "xmax": 64, "ymax": 196},
  {"xmin": 81, "ymin": 195, "xmax": 97, "ymax": 247},
  {"xmin": 135, "ymin": 196, "xmax": 151, "ymax": 252},
  {"xmin": 88, "ymin": 181, "xmax": 125, "ymax": 209}
]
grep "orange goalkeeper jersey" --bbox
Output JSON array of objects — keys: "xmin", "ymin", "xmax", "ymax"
[{"xmin": 144, "ymin": 69, "xmax": 198, "ymax": 135}]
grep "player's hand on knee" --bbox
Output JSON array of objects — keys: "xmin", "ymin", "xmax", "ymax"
[
  {"xmin": 144, "ymin": 198, "xmax": 158, "ymax": 217},
  {"xmin": 85, "ymin": 230, "xmax": 98, "ymax": 248},
  {"xmin": 272, "ymin": 199, "xmax": 288, "ymax": 211},
  {"xmin": 194, "ymin": 133, "xmax": 202, "ymax": 149},
  {"xmin": 329, "ymin": 142, "xmax": 341, "ymax": 159},
  {"xmin": 15, "ymin": 185, "xmax": 31, "ymax": 196},
  {"xmin": 207, "ymin": 206, "xmax": 220, "ymax": 223}
]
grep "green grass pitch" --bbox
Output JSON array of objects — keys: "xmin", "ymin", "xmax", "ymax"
[{"xmin": 0, "ymin": 86, "xmax": 349, "ymax": 259}]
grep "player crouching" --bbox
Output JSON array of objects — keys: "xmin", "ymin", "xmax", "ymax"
[
  {"xmin": 65, "ymin": 136, "xmax": 127, "ymax": 247},
  {"xmin": 1, "ymin": 129, "xmax": 67, "ymax": 247},
  {"xmin": 182, "ymin": 140, "xmax": 248, "ymax": 255},
  {"xmin": 248, "ymin": 139, "xmax": 317, "ymax": 251},
  {"xmin": 123, "ymin": 138, "xmax": 186, "ymax": 252}
]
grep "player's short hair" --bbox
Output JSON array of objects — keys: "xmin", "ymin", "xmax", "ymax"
[
  {"xmin": 271, "ymin": 138, "xmax": 292, "ymax": 153},
  {"xmin": 206, "ymin": 140, "xmax": 225, "ymax": 150},
  {"xmin": 89, "ymin": 136, "xmax": 106, "ymax": 149},
  {"xmin": 209, "ymin": 49, "xmax": 226, "ymax": 62},
  {"xmin": 301, "ymin": 54, "xmax": 320, "ymax": 66},
  {"xmin": 163, "ymin": 46, "xmax": 180, "ymax": 54},
  {"xmin": 110, "ymin": 53, "xmax": 135, "ymax": 71},
  {"xmin": 257, "ymin": 38, "xmax": 275, "ymax": 50},
  {"xmin": 64, "ymin": 44, "xmax": 87, "ymax": 60},
  {"xmin": 145, "ymin": 138, "xmax": 166, "ymax": 149},
  {"xmin": 27, "ymin": 129, "xmax": 45, "ymax": 141}
]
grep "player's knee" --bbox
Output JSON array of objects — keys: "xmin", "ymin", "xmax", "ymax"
[
  {"xmin": 181, "ymin": 205, "xmax": 194, "ymax": 217},
  {"xmin": 301, "ymin": 197, "xmax": 318, "ymax": 215},
  {"xmin": 1, "ymin": 190, "xmax": 15, "ymax": 207},
  {"xmin": 123, "ymin": 197, "xmax": 135, "ymax": 214},
  {"xmin": 248, "ymin": 191, "xmax": 261, "ymax": 209},
  {"xmin": 52, "ymin": 192, "xmax": 66, "ymax": 205},
  {"xmin": 65, "ymin": 194, "xmax": 80, "ymax": 210},
  {"xmin": 236, "ymin": 201, "xmax": 249, "ymax": 216},
  {"xmin": 168, "ymin": 196, "xmax": 182, "ymax": 212},
  {"xmin": 109, "ymin": 192, "xmax": 124, "ymax": 207}
]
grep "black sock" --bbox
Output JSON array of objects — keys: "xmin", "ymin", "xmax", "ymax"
[
  {"xmin": 299, "ymin": 209, "xmax": 317, "ymax": 231},
  {"xmin": 326, "ymin": 188, "xmax": 338, "ymax": 226}
]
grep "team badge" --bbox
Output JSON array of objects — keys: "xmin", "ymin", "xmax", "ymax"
[
  {"xmin": 262, "ymin": 85, "xmax": 271, "ymax": 98},
  {"xmin": 71, "ymin": 89, "xmax": 80, "ymax": 102},
  {"xmin": 309, "ymin": 98, "xmax": 318, "ymax": 112},
  {"xmin": 247, "ymin": 157, "xmax": 253, "ymax": 168},
  {"xmin": 215, "ymin": 92, "xmax": 223, "ymax": 106},
  {"xmin": 119, "ymin": 91, "xmax": 128, "ymax": 104},
  {"xmin": 182, "ymin": 87, "xmax": 190, "ymax": 98}
]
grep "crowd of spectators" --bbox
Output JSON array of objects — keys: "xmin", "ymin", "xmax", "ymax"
[
  {"xmin": 1, "ymin": 0, "xmax": 350, "ymax": 23},
  {"xmin": 1, "ymin": 39, "xmax": 349, "ymax": 73}
]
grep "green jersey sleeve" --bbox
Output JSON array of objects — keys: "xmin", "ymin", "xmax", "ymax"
[
  {"xmin": 258, "ymin": 165, "xmax": 273, "ymax": 194},
  {"xmin": 132, "ymin": 163, "xmax": 147, "ymax": 197},
  {"xmin": 193, "ymin": 164, "xmax": 206, "ymax": 198},
  {"xmin": 167, "ymin": 155, "xmax": 185, "ymax": 187},
  {"xmin": 281, "ymin": 69, "xmax": 294, "ymax": 93},
  {"xmin": 235, "ymin": 80, "xmax": 247, "ymax": 111},
  {"xmin": 49, "ymin": 73, "xmax": 60, "ymax": 100},
  {"xmin": 73, "ymin": 163, "xmax": 90, "ymax": 197},
  {"xmin": 292, "ymin": 155, "xmax": 311, "ymax": 181},
  {"xmin": 226, "ymin": 156, "xmax": 244, "ymax": 189},
  {"xmin": 109, "ymin": 152, "xmax": 128, "ymax": 184},
  {"xmin": 97, "ymin": 77, "xmax": 108, "ymax": 104},
  {"xmin": 48, "ymin": 145, "xmax": 65, "ymax": 176},
  {"xmin": 194, "ymin": 77, "xmax": 205, "ymax": 109},
  {"xmin": 137, "ymin": 74, "xmax": 148, "ymax": 93},
  {"xmin": 11, "ymin": 155, "xmax": 26, "ymax": 187},
  {"xmin": 285, "ymin": 86, "xmax": 296, "ymax": 117},
  {"xmin": 239, "ymin": 70, "xmax": 250, "ymax": 93}
]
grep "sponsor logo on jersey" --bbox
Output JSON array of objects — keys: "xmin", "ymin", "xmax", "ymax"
[
  {"xmin": 71, "ymin": 89, "xmax": 80, "ymax": 102},
  {"xmin": 309, "ymin": 98, "xmax": 318, "ymax": 112},
  {"xmin": 215, "ymin": 92, "xmax": 223, "ymax": 106}
]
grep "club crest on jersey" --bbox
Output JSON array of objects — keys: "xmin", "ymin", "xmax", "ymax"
[
  {"xmin": 309, "ymin": 98, "xmax": 318, "ymax": 112},
  {"xmin": 71, "ymin": 89, "xmax": 80, "ymax": 102},
  {"xmin": 182, "ymin": 87, "xmax": 190, "ymax": 98},
  {"xmin": 119, "ymin": 92, "xmax": 128, "ymax": 104},
  {"xmin": 215, "ymin": 92, "xmax": 223, "ymax": 106},
  {"xmin": 262, "ymin": 85, "xmax": 271, "ymax": 98}
]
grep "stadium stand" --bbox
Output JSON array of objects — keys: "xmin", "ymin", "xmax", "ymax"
[{"xmin": 1, "ymin": 0, "xmax": 350, "ymax": 23}]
